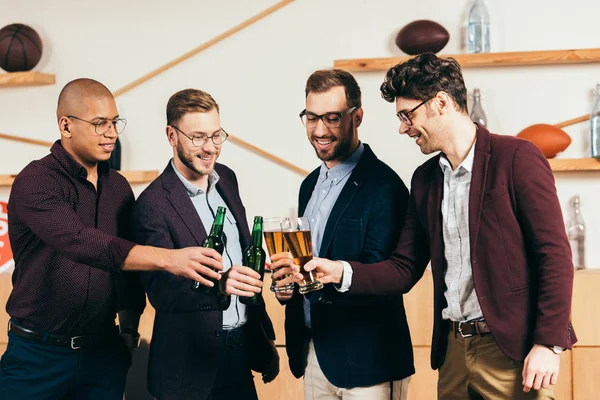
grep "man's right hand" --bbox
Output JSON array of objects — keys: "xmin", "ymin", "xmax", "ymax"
[
  {"xmin": 165, "ymin": 247, "xmax": 223, "ymax": 287},
  {"xmin": 304, "ymin": 258, "xmax": 344, "ymax": 285},
  {"xmin": 268, "ymin": 252, "xmax": 301, "ymax": 301}
]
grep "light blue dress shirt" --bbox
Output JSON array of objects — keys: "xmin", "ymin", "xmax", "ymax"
[
  {"xmin": 171, "ymin": 160, "xmax": 247, "ymax": 329},
  {"xmin": 301, "ymin": 143, "xmax": 364, "ymax": 328}
]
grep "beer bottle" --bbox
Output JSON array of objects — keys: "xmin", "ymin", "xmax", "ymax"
[
  {"xmin": 192, "ymin": 206, "xmax": 226, "ymax": 293},
  {"xmin": 239, "ymin": 216, "xmax": 266, "ymax": 305}
]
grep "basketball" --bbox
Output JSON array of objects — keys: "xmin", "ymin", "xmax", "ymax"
[
  {"xmin": 516, "ymin": 124, "xmax": 572, "ymax": 158},
  {"xmin": 0, "ymin": 23, "xmax": 43, "ymax": 72}
]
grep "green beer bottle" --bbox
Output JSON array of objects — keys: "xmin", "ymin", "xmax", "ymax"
[
  {"xmin": 239, "ymin": 216, "xmax": 266, "ymax": 305},
  {"xmin": 192, "ymin": 206, "xmax": 226, "ymax": 293}
]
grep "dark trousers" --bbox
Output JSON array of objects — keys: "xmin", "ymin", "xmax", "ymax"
[
  {"xmin": 0, "ymin": 331, "xmax": 131, "ymax": 400},
  {"xmin": 206, "ymin": 327, "xmax": 258, "ymax": 400}
]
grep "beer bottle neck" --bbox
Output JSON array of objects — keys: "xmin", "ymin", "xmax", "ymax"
[
  {"xmin": 210, "ymin": 207, "xmax": 226, "ymax": 237},
  {"xmin": 250, "ymin": 217, "xmax": 263, "ymax": 248}
]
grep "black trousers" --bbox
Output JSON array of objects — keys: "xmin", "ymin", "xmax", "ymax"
[
  {"xmin": 206, "ymin": 327, "xmax": 258, "ymax": 400},
  {"xmin": 0, "ymin": 331, "xmax": 131, "ymax": 400}
]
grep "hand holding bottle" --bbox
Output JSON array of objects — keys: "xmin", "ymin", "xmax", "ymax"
[{"xmin": 222, "ymin": 265, "xmax": 263, "ymax": 297}]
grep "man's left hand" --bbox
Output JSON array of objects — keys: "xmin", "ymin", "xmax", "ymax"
[
  {"xmin": 522, "ymin": 344, "xmax": 560, "ymax": 392},
  {"xmin": 262, "ymin": 340, "xmax": 280, "ymax": 383},
  {"xmin": 222, "ymin": 265, "xmax": 262, "ymax": 297}
]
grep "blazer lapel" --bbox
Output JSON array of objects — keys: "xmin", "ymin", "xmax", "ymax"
[
  {"xmin": 162, "ymin": 163, "xmax": 208, "ymax": 245},
  {"xmin": 215, "ymin": 166, "xmax": 250, "ymax": 249},
  {"xmin": 468, "ymin": 125, "xmax": 491, "ymax": 258},
  {"xmin": 299, "ymin": 169, "xmax": 319, "ymax": 217},
  {"xmin": 318, "ymin": 145, "xmax": 375, "ymax": 257},
  {"xmin": 427, "ymin": 160, "xmax": 444, "ymax": 264}
]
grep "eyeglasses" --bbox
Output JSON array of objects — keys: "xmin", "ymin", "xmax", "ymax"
[
  {"xmin": 299, "ymin": 107, "xmax": 357, "ymax": 129},
  {"xmin": 67, "ymin": 116, "xmax": 127, "ymax": 135},
  {"xmin": 171, "ymin": 125, "xmax": 229, "ymax": 146},
  {"xmin": 396, "ymin": 99, "xmax": 431, "ymax": 126}
]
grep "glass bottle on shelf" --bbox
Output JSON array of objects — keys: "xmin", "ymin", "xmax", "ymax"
[
  {"xmin": 470, "ymin": 88, "xmax": 487, "ymax": 127},
  {"xmin": 467, "ymin": 0, "xmax": 490, "ymax": 53},
  {"xmin": 566, "ymin": 195, "xmax": 586, "ymax": 270},
  {"xmin": 591, "ymin": 83, "xmax": 600, "ymax": 158}
]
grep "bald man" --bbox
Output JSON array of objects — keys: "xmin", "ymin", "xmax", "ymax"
[{"xmin": 0, "ymin": 79, "xmax": 226, "ymax": 399}]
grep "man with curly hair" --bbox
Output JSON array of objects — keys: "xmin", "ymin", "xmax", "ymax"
[{"xmin": 302, "ymin": 53, "xmax": 576, "ymax": 399}]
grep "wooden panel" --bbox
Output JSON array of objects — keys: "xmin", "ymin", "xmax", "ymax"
[
  {"xmin": 404, "ymin": 269, "xmax": 434, "ymax": 346},
  {"xmin": 549, "ymin": 158, "xmax": 600, "ymax": 172},
  {"xmin": 408, "ymin": 347, "xmax": 438, "ymax": 400},
  {"xmin": 255, "ymin": 347, "xmax": 303, "ymax": 400},
  {"xmin": 0, "ymin": 274, "xmax": 12, "ymax": 343},
  {"xmin": 334, "ymin": 48, "xmax": 600, "ymax": 72},
  {"xmin": 263, "ymin": 273, "xmax": 286, "ymax": 346},
  {"xmin": 554, "ymin": 351, "xmax": 573, "ymax": 400},
  {"xmin": 572, "ymin": 347, "xmax": 600, "ymax": 400},
  {"xmin": 571, "ymin": 269, "xmax": 600, "ymax": 346},
  {"xmin": 0, "ymin": 170, "xmax": 159, "ymax": 187},
  {"xmin": 0, "ymin": 71, "xmax": 55, "ymax": 87},
  {"xmin": 137, "ymin": 299, "xmax": 155, "ymax": 341}
]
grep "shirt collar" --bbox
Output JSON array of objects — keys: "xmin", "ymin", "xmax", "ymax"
[
  {"xmin": 170, "ymin": 159, "xmax": 220, "ymax": 197},
  {"xmin": 439, "ymin": 140, "xmax": 476, "ymax": 174},
  {"xmin": 318, "ymin": 142, "xmax": 364, "ymax": 185},
  {"xmin": 51, "ymin": 140, "xmax": 110, "ymax": 180}
]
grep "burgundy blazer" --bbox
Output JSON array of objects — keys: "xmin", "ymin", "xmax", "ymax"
[{"xmin": 349, "ymin": 125, "xmax": 577, "ymax": 369}]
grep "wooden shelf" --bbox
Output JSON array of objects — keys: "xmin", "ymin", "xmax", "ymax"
[
  {"xmin": 0, "ymin": 170, "xmax": 158, "ymax": 187},
  {"xmin": 0, "ymin": 71, "xmax": 56, "ymax": 87},
  {"xmin": 334, "ymin": 48, "xmax": 600, "ymax": 71},
  {"xmin": 549, "ymin": 158, "xmax": 600, "ymax": 172}
]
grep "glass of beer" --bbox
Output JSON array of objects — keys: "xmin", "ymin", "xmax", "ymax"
[
  {"xmin": 284, "ymin": 217, "xmax": 324, "ymax": 294},
  {"xmin": 263, "ymin": 217, "xmax": 295, "ymax": 293}
]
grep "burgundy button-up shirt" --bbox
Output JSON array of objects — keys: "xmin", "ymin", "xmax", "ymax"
[{"xmin": 7, "ymin": 141, "xmax": 144, "ymax": 335}]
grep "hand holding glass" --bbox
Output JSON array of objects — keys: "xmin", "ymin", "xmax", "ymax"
[
  {"xmin": 283, "ymin": 217, "xmax": 323, "ymax": 294},
  {"xmin": 263, "ymin": 217, "xmax": 295, "ymax": 293}
]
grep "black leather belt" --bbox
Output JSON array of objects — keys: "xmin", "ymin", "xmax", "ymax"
[
  {"xmin": 8, "ymin": 319, "xmax": 116, "ymax": 350},
  {"xmin": 215, "ymin": 327, "xmax": 245, "ymax": 347},
  {"xmin": 450, "ymin": 320, "xmax": 492, "ymax": 338}
]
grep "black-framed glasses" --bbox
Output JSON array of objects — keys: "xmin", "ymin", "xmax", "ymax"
[
  {"xmin": 171, "ymin": 125, "xmax": 229, "ymax": 146},
  {"xmin": 396, "ymin": 98, "xmax": 431, "ymax": 126},
  {"xmin": 299, "ymin": 107, "xmax": 357, "ymax": 129},
  {"xmin": 67, "ymin": 116, "xmax": 127, "ymax": 135}
]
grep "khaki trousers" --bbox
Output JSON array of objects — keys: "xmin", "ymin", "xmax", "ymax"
[
  {"xmin": 304, "ymin": 341, "xmax": 411, "ymax": 400},
  {"xmin": 438, "ymin": 331, "xmax": 555, "ymax": 399}
]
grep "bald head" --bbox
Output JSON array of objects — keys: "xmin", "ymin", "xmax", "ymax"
[{"xmin": 56, "ymin": 78, "xmax": 114, "ymax": 121}]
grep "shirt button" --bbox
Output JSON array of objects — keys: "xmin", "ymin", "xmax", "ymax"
[{"xmin": 322, "ymin": 190, "xmax": 326, "ymax": 194}]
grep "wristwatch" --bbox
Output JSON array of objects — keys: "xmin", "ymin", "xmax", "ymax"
[
  {"xmin": 546, "ymin": 345, "xmax": 564, "ymax": 354},
  {"xmin": 120, "ymin": 327, "xmax": 141, "ymax": 348}
]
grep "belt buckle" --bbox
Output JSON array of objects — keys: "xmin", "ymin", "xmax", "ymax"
[
  {"xmin": 70, "ymin": 336, "xmax": 84, "ymax": 350},
  {"xmin": 458, "ymin": 321, "xmax": 473, "ymax": 338}
]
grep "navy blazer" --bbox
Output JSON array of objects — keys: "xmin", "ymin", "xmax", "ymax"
[
  {"xmin": 285, "ymin": 144, "xmax": 415, "ymax": 388},
  {"xmin": 132, "ymin": 162, "xmax": 276, "ymax": 400}
]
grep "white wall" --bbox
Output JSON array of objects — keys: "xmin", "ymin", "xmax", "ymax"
[{"xmin": 1, "ymin": 0, "xmax": 599, "ymax": 267}]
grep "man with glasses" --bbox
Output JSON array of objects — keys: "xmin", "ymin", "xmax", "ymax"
[
  {"xmin": 1, "ymin": 79, "xmax": 230, "ymax": 399},
  {"xmin": 131, "ymin": 88, "xmax": 279, "ymax": 400},
  {"xmin": 269, "ymin": 69, "xmax": 414, "ymax": 399},
  {"xmin": 303, "ymin": 54, "xmax": 577, "ymax": 399}
]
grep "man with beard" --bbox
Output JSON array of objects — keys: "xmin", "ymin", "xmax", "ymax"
[
  {"xmin": 1, "ymin": 79, "xmax": 230, "ymax": 399},
  {"xmin": 131, "ymin": 89, "xmax": 279, "ymax": 400},
  {"xmin": 268, "ymin": 69, "xmax": 414, "ymax": 399},
  {"xmin": 303, "ymin": 54, "xmax": 576, "ymax": 399}
]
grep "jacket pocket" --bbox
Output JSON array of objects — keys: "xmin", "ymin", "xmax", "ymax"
[{"xmin": 331, "ymin": 218, "xmax": 364, "ymax": 257}]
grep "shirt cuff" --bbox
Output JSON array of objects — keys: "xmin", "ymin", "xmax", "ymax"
[
  {"xmin": 108, "ymin": 237, "xmax": 136, "ymax": 272},
  {"xmin": 334, "ymin": 261, "xmax": 353, "ymax": 292}
]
